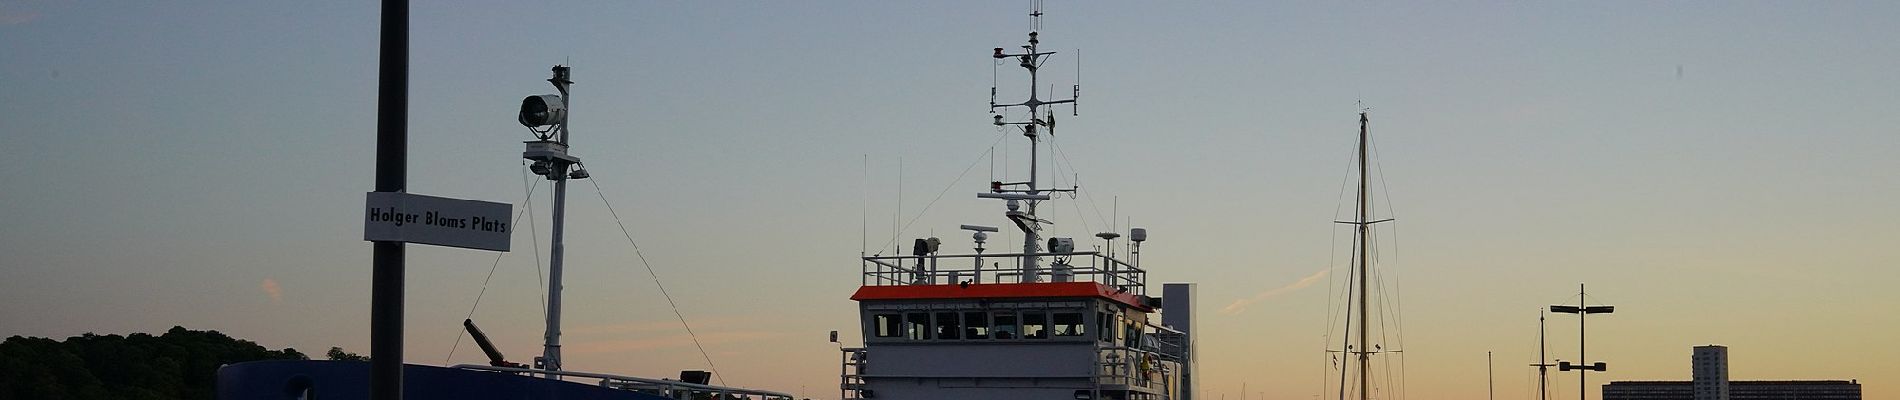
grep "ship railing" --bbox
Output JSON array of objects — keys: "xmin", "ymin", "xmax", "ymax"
[
  {"xmin": 1095, "ymin": 345, "xmax": 1177, "ymax": 390},
  {"xmin": 451, "ymin": 364, "xmax": 796, "ymax": 400},
  {"xmin": 1095, "ymin": 323, "xmax": 1185, "ymax": 391},
  {"xmin": 860, "ymin": 251, "xmax": 1146, "ymax": 295},
  {"xmin": 838, "ymin": 347, "xmax": 868, "ymax": 400}
]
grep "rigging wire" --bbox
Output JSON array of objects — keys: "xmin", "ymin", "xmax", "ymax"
[
  {"xmin": 1047, "ymin": 137, "xmax": 1113, "ymax": 230},
  {"xmin": 1043, "ymin": 138, "xmax": 1095, "ymax": 236},
  {"xmin": 1363, "ymin": 122, "xmax": 1410, "ymax": 400},
  {"xmin": 873, "ymin": 131, "xmax": 1011, "ymax": 254},
  {"xmin": 445, "ymin": 164, "xmax": 546, "ymax": 363},
  {"xmin": 527, "ymin": 167, "xmax": 549, "ymax": 315},
  {"xmin": 584, "ymin": 176, "xmax": 727, "ymax": 386}
]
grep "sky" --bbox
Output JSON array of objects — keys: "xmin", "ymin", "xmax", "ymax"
[{"xmin": 2, "ymin": 1, "xmax": 1897, "ymax": 399}]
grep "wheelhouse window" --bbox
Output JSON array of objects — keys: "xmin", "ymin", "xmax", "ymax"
[
  {"xmin": 1022, "ymin": 311, "xmax": 1049, "ymax": 339},
  {"xmin": 905, "ymin": 312, "xmax": 931, "ymax": 340},
  {"xmin": 873, "ymin": 314, "xmax": 902, "ymax": 338},
  {"xmin": 1117, "ymin": 318, "xmax": 1132, "ymax": 346},
  {"xmin": 1053, "ymin": 312, "xmax": 1085, "ymax": 337},
  {"xmin": 1097, "ymin": 311, "xmax": 1115, "ymax": 342},
  {"xmin": 993, "ymin": 312, "xmax": 1019, "ymax": 339},
  {"xmin": 964, "ymin": 311, "xmax": 990, "ymax": 339},
  {"xmin": 935, "ymin": 312, "xmax": 961, "ymax": 340}
]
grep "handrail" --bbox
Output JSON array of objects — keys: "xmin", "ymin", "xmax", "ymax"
[
  {"xmin": 860, "ymin": 251, "xmax": 1147, "ymax": 295},
  {"xmin": 450, "ymin": 364, "xmax": 796, "ymax": 399}
]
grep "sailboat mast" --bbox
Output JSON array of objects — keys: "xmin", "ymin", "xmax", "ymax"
[
  {"xmin": 1539, "ymin": 312, "xmax": 1549, "ymax": 400},
  {"xmin": 1354, "ymin": 111, "xmax": 1371, "ymax": 400}
]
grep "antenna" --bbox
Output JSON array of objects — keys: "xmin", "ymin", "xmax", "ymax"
[
  {"xmin": 986, "ymin": 2, "xmax": 1081, "ymax": 282},
  {"xmin": 1030, "ymin": 0, "xmax": 1043, "ymax": 31}
]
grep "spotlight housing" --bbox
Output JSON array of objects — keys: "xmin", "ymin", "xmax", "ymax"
[{"xmin": 518, "ymin": 94, "xmax": 567, "ymax": 129}]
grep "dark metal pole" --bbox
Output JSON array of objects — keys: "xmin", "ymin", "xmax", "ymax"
[
  {"xmin": 1356, "ymin": 111, "xmax": 1370, "ymax": 400},
  {"xmin": 371, "ymin": 1, "xmax": 408, "ymax": 400}
]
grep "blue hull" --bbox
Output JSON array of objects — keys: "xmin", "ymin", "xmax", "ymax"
[{"xmin": 216, "ymin": 360, "xmax": 669, "ymax": 400}]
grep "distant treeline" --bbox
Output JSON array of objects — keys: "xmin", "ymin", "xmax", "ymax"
[{"xmin": 0, "ymin": 326, "xmax": 310, "ymax": 400}]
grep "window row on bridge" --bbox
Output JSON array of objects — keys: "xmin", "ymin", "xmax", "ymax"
[{"xmin": 871, "ymin": 310, "xmax": 1087, "ymax": 341}]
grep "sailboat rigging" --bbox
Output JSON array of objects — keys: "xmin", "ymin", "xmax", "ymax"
[{"xmin": 1328, "ymin": 111, "xmax": 1403, "ymax": 400}]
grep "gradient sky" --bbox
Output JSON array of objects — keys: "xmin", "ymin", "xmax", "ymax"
[{"xmin": 2, "ymin": 1, "xmax": 1896, "ymax": 400}]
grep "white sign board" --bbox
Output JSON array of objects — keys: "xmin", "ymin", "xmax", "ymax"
[{"xmin": 364, "ymin": 192, "xmax": 512, "ymax": 252}]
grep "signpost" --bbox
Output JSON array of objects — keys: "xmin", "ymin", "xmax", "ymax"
[
  {"xmin": 365, "ymin": 192, "xmax": 513, "ymax": 252},
  {"xmin": 370, "ymin": 2, "xmax": 410, "ymax": 399}
]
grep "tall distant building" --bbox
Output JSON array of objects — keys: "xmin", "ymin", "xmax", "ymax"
[
  {"xmin": 1602, "ymin": 345, "xmax": 1860, "ymax": 400},
  {"xmin": 1693, "ymin": 345, "xmax": 1729, "ymax": 400}
]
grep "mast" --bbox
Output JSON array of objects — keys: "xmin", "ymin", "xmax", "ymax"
[
  {"xmin": 1532, "ymin": 311, "xmax": 1551, "ymax": 400},
  {"xmin": 1336, "ymin": 111, "xmax": 1392, "ymax": 400},
  {"xmin": 544, "ymin": 66, "xmax": 573, "ymax": 375},
  {"xmin": 519, "ymin": 65, "xmax": 584, "ymax": 376},
  {"xmin": 985, "ymin": 0, "xmax": 1078, "ymax": 283},
  {"xmin": 1355, "ymin": 111, "xmax": 1370, "ymax": 400}
]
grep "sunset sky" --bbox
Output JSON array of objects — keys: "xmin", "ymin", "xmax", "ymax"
[{"xmin": 2, "ymin": 1, "xmax": 1896, "ymax": 400}]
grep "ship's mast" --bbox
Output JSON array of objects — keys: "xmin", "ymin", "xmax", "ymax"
[
  {"xmin": 519, "ymin": 65, "xmax": 586, "ymax": 376},
  {"xmin": 1532, "ymin": 311, "xmax": 1553, "ymax": 400},
  {"xmin": 986, "ymin": 0, "xmax": 1078, "ymax": 283}
]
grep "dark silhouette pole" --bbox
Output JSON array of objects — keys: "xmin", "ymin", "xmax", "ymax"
[{"xmin": 371, "ymin": 0, "xmax": 408, "ymax": 399}]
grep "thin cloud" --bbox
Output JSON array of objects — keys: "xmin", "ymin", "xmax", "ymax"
[
  {"xmin": 260, "ymin": 278, "xmax": 282, "ymax": 302},
  {"xmin": 0, "ymin": 11, "xmax": 37, "ymax": 25},
  {"xmin": 1220, "ymin": 269, "xmax": 1328, "ymax": 315},
  {"xmin": 0, "ymin": 1, "xmax": 46, "ymax": 26}
]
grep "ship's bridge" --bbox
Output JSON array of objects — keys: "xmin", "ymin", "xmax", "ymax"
[{"xmin": 843, "ymin": 251, "xmax": 1192, "ymax": 400}]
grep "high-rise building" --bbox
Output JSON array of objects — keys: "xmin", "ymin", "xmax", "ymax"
[
  {"xmin": 1693, "ymin": 345, "xmax": 1729, "ymax": 400},
  {"xmin": 1602, "ymin": 345, "xmax": 1860, "ymax": 400}
]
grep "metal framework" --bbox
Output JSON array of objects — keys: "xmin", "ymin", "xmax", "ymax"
[{"xmin": 860, "ymin": 251, "xmax": 1147, "ymax": 296}]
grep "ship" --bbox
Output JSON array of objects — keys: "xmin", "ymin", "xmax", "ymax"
[{"xmin": 835, "ymin": 4, "xmax": 1199, "ymax": 400}]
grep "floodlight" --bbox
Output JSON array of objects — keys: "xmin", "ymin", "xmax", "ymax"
[
  {"xmin": 1047, "ymin": 237, "xmax": 1075, "ymax": 253},
  {"xmin": 518, "ymin": 94, "xmax": 567, "ymax": 128}
]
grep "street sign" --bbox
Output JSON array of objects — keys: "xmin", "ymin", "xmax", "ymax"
[{"xmin": 364, "ymin": 192, "xmax": 512, "ymax": 251}]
